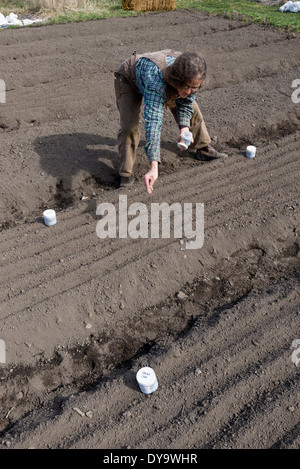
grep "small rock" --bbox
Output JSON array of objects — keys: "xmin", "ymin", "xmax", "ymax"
[
  {"xmin": 176, "ymin": 291, "xmax": 187, "ymax": 300},
  {"xmin": 73, "ymin": 407, "xmax": 85, "ymax": 417}
]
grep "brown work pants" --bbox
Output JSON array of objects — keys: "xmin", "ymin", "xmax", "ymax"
[{"xmin": 114, "ymin": 73, "xmax": 211, "ymax": 178}]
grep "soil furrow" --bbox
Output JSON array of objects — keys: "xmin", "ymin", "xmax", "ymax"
[{"xmin": 0, "ymin": 9, "xmax": 299, "ymax": 450}]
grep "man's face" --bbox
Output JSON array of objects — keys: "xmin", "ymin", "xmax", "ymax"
[{"xmin": 177, "ymin": 77, "xmax": 202, "ymax": 98}]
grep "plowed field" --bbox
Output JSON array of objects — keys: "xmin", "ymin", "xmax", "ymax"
[{"xmin": 0, "ymin": 9, "xmax": 299, "ymax": 449}]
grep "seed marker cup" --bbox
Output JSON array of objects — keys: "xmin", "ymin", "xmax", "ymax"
[
  {"xmin": 136, "ymin": 367, "xmax": 158, "ymax": 395},
  {"xmin": 246, "ymin": 145, "xmax": 256, "ymax": 159},
  {"xmin": 43, "ymin": 209, "xmax": 57, "ymax": 226}
]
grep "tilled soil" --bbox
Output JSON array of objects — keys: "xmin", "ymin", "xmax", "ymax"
[{"xmin": 0, "ymin": 9, "xmax": 299, "ymax": 449}]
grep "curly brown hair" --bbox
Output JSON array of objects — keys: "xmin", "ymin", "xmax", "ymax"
[{"xmin": 163, "ymin": 51, "xmax": 207, "ymax": 108}]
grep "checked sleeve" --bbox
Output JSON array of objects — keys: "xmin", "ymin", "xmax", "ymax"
[
  {"xmin": 135, "ymin": 58, "xmax": 167, "ymax": 164},
  {"xmin": 176, "ymin": 93, "xmax": 196, "ymax": 129}
]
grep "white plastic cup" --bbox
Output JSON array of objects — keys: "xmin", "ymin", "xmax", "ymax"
[
  {"xmin": 136, "ymin": 367, "xmax": 158, "ymax": 394},
  {"xmin": 246, "ymin": 145, "xmax": 256, "ymax": 159},
  {"xmin": 43, "ymin": 209, "xmax": 57, "ymax": 226},
  {"xmin": 177, "ymin": 130, "xmax": 193, "ymax": 150}
]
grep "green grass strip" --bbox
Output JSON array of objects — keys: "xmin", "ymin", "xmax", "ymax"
[{"xmin": 177, "ymin": 0, "xmax": 299, "ymax": 32}]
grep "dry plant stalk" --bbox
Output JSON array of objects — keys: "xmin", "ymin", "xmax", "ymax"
[{"xmin": 122, "ymin": 0, "xmax": 175, "ymax": 12}]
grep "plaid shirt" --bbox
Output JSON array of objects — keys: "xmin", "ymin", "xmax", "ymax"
[{"xmin": 135, "ymin": 56, "xmax": 197, "ymax": 164}]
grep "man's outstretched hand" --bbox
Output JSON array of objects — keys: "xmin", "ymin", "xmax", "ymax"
[{"xmin": 143, "ymin": 161, "xmax": 158, "ymax": 194}]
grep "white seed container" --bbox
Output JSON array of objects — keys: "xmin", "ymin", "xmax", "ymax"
[
  {"xmin": 43, "ymin": 209, "xmax": 57, "ymax": 226},
  {"xmin": 246, "ymin": 145, "xmax": 256, "ymax": 158},
  {"xmin": 177, "ymin": 130, "xmax": 193, "ymax": 150},
  {"xmin": 136, "ymin": 367, "xmax": 158, "ymax": 394}
]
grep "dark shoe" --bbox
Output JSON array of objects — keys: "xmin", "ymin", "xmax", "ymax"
[
  {"xmin": 195, "ymin": 144, "xmax": 228, "ymax": 161},
  {"xmin": 119, "ymin": 176, "xmax": 135, "ymax": 188}
]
